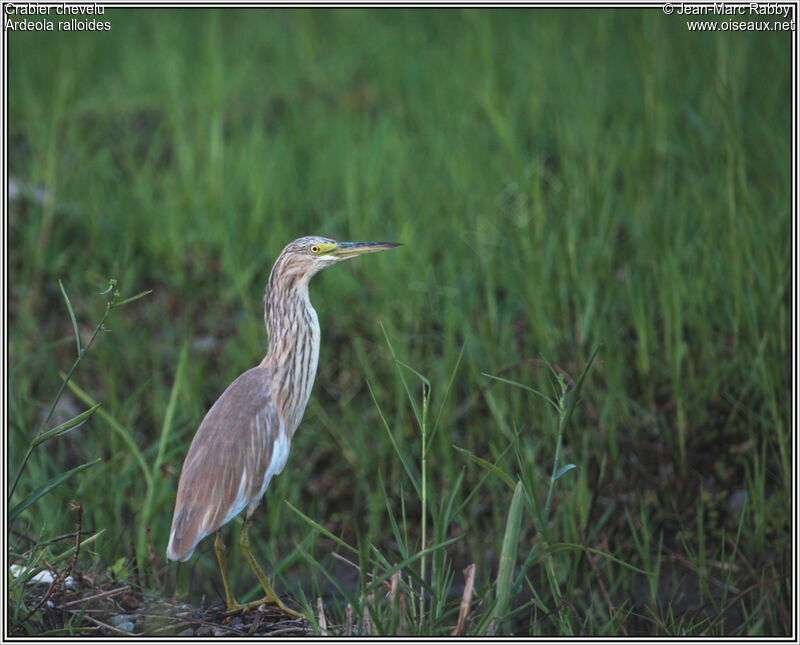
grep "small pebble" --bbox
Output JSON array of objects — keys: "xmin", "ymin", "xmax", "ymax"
[
  {"xmin": 110, "ymin": 614, "xmax": 137, "ymax": 629},
  {"xmin": 114, "ymin": 621, "xmax": 135, "ymax": 633}
]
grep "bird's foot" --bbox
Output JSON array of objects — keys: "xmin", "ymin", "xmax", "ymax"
[{"xmin": 227, "ymin": 596, "xmax": 304, "ymax": 619}]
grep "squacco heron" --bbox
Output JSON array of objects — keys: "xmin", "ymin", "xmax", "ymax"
[{"xmin": 166, "ymin": 236, "xmax": 400, "ymax": 616}]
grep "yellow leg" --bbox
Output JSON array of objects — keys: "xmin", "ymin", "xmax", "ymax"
[
  {"xmin": 238, "ymin": 515, "xmax": 304, "ymax": 618},
  {"xmin": 214, "ymin": 530, "xmax": 238, "ymax": 612}
]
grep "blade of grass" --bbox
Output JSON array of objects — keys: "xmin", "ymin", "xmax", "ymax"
[
  {"xmin": 481, "ymin": 373, "xmax": 560, "ymax": 414},
  {"xmin": 47, "ymin": 529, "xmax": 107, "ymax": 567},
  {"xmin": 285, "ymin": 500, "xmax": 359, "ymax": 556},
  {"xmin": 9, "ymin": 458, "xmax": 102, "ymax": 523},
  {"xmin": 545, "ymin": 542, "xmax": 654, "ymax": 577},
  {"xmin": 560, "ymin": 344, "xmax": 602, "ymax": 430},
  {"xmin": 379, "ymin": 321, "xmax": 424, "ymax": 429},
  {"xmin": 488, "ymin": 480, "xmax": 524, "ymax": 634},
  {"xmin": 378, "ymin": 471, "xmax": 409, "ymax": 562},
  {"xmin": 452, "ymin": 442, "xmax": 514, "ymax": 519},
  {"xmin": 58, "ymin": 279, "xmax": 82, "ymax": 356},
  {"xmin": 365, "ymin": 535, "xmax": 462, "ymax": 595},
  {"xmin": 64, "ymin": 377, "xmax": 153, "ymax": 491},
  {"xmin": 429, "ymin": 341, "xmax": 466, "ymax": 446},
  {"xmin": 453, "ymin": 444, "xmax": 517, "ymax": 491},
  {"xmin": 110, "ymin": 289, "xmax": 153, "ymax": 309},
  {"xmin": 154, "ymin": 341, "xmax": 188, "ymax": 474},
  {"xmin": 31, "ymin": 403, "xmax": 101, "ymax": 447},
  {"xmin": 367, "ymin": 378, "xmax": 421, "ymax": 496},
  {"xmin": 553, "ymin": 463, "xmax": 578, "ymax": 481}
]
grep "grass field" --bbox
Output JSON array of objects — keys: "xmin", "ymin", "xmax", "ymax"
[{"xmin": 7, "ymin": 8, "xmax": 793, "ymax": 636}]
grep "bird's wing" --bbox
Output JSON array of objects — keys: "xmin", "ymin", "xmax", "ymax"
[{"xmin": 166, "ymin": 367, "xmax": 283, "ymax": 561}]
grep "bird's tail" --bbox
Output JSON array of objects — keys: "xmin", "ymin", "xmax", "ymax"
[{"xmin": 166, "ymin": 507, "xmax": 202, "ymax": 562}]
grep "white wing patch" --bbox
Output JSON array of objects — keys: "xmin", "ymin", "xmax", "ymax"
[
  {"xmin": 220, "ymin": 468, "xmax": 250, "ymax": 528},
  {"xmin": 258, "ymin": 423, "xmax": 290, "ymax": 500}
]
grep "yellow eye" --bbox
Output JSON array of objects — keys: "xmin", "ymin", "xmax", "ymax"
[{"xmin": 310, "ymin": 245, "xmax": 320, "ymax": 254}]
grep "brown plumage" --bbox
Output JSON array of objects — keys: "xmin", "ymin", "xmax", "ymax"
[
  {"xmin": 167, "ymin": 368, "xmax": 282, "ymax": 561},
  {"xmin": 166, "ymin": 236, "xmax": 400, "ymax": 614}
]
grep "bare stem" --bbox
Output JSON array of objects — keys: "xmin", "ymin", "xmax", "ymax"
[{"xmin": 419, "ymin": 383, "xmax": 429, "ymax": 629}]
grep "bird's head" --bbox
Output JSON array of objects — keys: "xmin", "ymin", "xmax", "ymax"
[{"xmin": 270, "ymin": 236, "xmax": 402, "ymax": 289}]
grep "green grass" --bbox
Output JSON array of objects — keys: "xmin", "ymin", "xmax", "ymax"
[{"xmin": 7, "ymin": 8, "xmax": 792, "ymax": 636}]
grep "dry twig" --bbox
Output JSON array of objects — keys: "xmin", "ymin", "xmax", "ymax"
[
  {"xmin": 345, "ymin": 603, "xmax": 353, "ymax": 636},
  {"xmin": 57, "ymin": 585, "xmax": 131, "ymax": 609},
  {"xmin": 452, "ymin": 563, "xmax": 476, "ymax": 636},
  {"xmin": 316, "ymin": 597, "xmax": 328, "ymax": 635}
]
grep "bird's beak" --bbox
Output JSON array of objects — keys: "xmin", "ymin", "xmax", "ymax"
[{"xmin": 329, "ymin": 241, "xmax": 402, "ymax": 259}]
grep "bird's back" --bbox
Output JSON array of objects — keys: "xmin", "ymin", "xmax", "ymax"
[{"xmin": 166, "ymin": 367, "xmax": 288, "ymax": 561}]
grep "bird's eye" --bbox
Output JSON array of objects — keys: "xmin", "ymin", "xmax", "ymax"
[{"xmin": 310, "ymin": 245, "xmax": 320, "ymax": 254}]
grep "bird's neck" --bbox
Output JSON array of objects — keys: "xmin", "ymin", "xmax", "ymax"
[{"xmin": 261, "ymin": 281, "xmax": 321, "ymax": 436}]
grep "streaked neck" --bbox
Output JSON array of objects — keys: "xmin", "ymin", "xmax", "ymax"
[{"xmin": 261, "ymin": 277, "xmax": 321, "ymax": 435}]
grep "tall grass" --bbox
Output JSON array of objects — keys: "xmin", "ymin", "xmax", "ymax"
[
  {"xmin": 8, "ymin": 281, "xmax": 149, "ymax": 633},
  {"xmin": 7, "ymin": 8, "xmax": 792, "ymax": 635}
]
